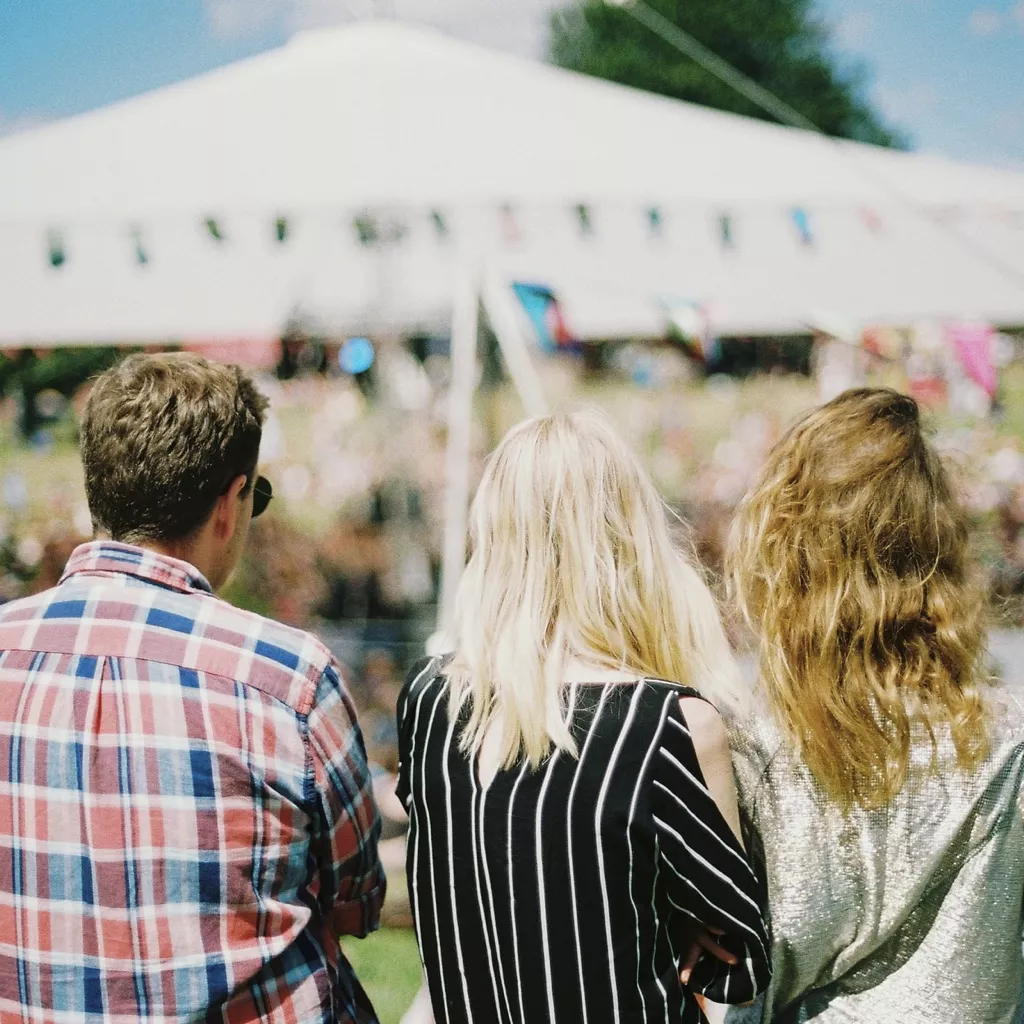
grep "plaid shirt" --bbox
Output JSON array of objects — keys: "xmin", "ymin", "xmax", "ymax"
[{"xmin": 0, "ymin": 542, "xmax": 384, "ymax": 1024}]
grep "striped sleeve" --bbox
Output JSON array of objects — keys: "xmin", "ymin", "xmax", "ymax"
[
  {"xmin": 306, "ymin": 660, "xmax": 386, "ymax": 939},
  {"xmin": 395, "ymin": 655, "xmax": 437, "ymax": 810},
  {"xmin": 652, "ymin": 705, "xmax": 771, "ymax": 1004}
]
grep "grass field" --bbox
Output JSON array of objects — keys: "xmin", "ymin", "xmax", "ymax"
[{"xmin": 342, "ymin": 929, "xmax": 423, "ymax": 1024}]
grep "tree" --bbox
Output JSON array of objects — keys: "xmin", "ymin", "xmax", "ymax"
[
  {"xmin": 0, "ymin": 347, "xmax": 121, "ymax": 440},
  {"xmin": 549, "ymin": 0, "xmax": 907, "ymax": 148}
]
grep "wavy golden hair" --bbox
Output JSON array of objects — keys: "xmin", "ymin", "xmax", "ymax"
[
  {"xmin": 449, "ymin": 409, "xmax": 745, "ymax": 771},
  {"xmin": 728, "ymin": 388, "xmax": 990, "ymax": 810}
]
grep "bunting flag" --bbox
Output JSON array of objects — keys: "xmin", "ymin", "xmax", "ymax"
[
  {"xmin": 511, "ymin": 282, "xmax": 575, "ymax": 352},
  {"xmin": 130, "ymin": 226, "xmax": 149, "ymax": 266},
  {"xmin": 575, "ymin": 203, "xmax": 594, "ymax": 236},
  {"xmin": 47, "ymin": 231, "xmax": 66, "ymax": 268},
  {"xmin": 430, "ymin": 210, "xmax": 449, "ymax": 239},
  {"xmin": 663, "ymin": 298, "xmax": 714, "ymax": 361},
  {"xmin": 948, "ymin": 320, "xmax": 997, "ymax": 397},
  {"xmin": 353, "ymin": 213, "xmax": 379, "ymax": 246},
  {"xmin": 861, "ymin": 207, "xmax": 883, "ymax": 234},
  {"xmin": 718, "ymin": 212, "xmax": 734, "ymax": 248},
  {"xmin": 352, "ymin": 212, "xmax": 407, "ymax": 246},
  {"xmin": 792, "ymin": 207, "xmax": 813, "ymax": 246},
  {"xmin": 500, "ymin": 205, "xmax": 521, "ymax": 244}
]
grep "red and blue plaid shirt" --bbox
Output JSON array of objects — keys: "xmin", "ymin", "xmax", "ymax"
[{"xmin": 0, "ymin": 541, "xmax": 385, "ymax": 1023}]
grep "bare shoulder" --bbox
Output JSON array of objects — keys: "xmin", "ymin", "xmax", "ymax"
[
  {"xmin": 678, "ymin": 696, "xmax": 730, "ymax": 758},
  {"xmin": 679, "ymin": 696, "xmax": 743, "ymax": 842}
]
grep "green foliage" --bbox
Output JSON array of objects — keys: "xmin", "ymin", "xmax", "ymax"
[
  {"xmin": 549, "ymin": 0, "xmax": 907, "ymax": 147},
  {"xmin": 0, "ymin": 347, "xmax": 124, "ymax": 440},
  {"xmin": 0, "ymin": 347, "xmax": 121, "ymax": 398}
]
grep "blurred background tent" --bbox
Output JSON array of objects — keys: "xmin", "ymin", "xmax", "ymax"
[{"xmin": 0, "ymin": 20, "xmax": 1022, "ymax": 347}]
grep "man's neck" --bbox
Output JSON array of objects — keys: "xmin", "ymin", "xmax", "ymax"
[{"xmin": 129, "ymin": 537, "xmax": 216, "ymax": 587}]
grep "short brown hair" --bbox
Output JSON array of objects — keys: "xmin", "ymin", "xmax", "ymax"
[
  {"xmin": 81, "ymin": 353, "xmax": 269, "ymax": 543},
  {"xmin": 728, "ymin": 388, "xmax": 989, "ymax": 810}
]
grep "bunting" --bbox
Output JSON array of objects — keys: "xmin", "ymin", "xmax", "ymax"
[
  {"xmin": 31, "ymin": 201, "xmax": 1024, "ymax": 272},
  {"xmin": 663, "ymin": 298, "xmax": 714, "ymax": 361},
  {"xmin": 512, "ymin": 282, "xmax": 575, "ymax": 352}
]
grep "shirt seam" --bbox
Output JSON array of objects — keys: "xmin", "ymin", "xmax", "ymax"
[{"xmin": 61, "ymin": 568, "xmax": 211, "ymax": 595}]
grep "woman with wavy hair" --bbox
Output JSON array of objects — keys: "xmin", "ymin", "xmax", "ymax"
[
  {"xmin": 397, "ymin": 410, "xmax": 771, "ymax": 1024},
  {"xmin": 726, "ymin": 387, "xmax": 1024, "ymax": 1024}
]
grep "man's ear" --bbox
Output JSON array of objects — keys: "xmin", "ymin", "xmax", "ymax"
[{"xmin": 212, "ymin": 474, "xmax": 248, "ymax": 541}]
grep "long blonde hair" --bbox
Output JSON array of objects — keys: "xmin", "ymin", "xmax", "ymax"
[
  {"xmin": 448, "ymin": 409, "xmax": 744, "ymax": 770},
  {"xmin": 728, "ymin": 388, "xmax": 989, "ymax": 810}
]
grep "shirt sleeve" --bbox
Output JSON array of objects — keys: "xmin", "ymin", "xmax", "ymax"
[
  {"xmin": 652, "ymin": 702, "xmax": 772, "ymax": 1005},
  {"xmin": 306, "ymin": 660, "xmax": 386, "ymax": 939},
  {"xmin": 395, "ymin": 655, "xmax": 437, "ymax": 811}
]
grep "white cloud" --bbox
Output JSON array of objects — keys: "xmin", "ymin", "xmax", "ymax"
[
  {"xmin": 205, "ymin": 0, "xmax": 284, "ymax": 38},
  {"xmin": 968, "ymin": 6, "xmax": 1003, "ymax": 35},
  {"xmin": 832, "ymin": 9, "xmax": 876, "ymax": 50},
  {"xmin": 203, "ymin": 0, "xmax": 555, "ymax": 55},
  {"xmin": 286, "ymin": 0, "xmax": 369, "ymax": 31},
  {"xmin": 968, "ymin": 2, "xmax": 1024, "ymax": 36},
  {"xmin": 873, "ymin": 80, "xmax": 939, "ymax": 123}
]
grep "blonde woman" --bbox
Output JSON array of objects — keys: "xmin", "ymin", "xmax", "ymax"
[
  {"xmin": 396, "ymin": 411, "xmax": 770, "ymax": 1024},
  {"xmin": 726, "ymin": 388, "xmax": 1024, "ymax": 1024}
]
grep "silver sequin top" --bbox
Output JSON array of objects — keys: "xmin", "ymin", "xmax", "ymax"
[{"xmin": 725, "ymin": 687, "xmax": 1024, "ymax": 1024}]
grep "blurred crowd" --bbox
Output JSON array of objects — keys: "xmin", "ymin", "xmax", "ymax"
[{"xmin": 3, "ymin": 336, "xmax": 1024, "ymax": 808}]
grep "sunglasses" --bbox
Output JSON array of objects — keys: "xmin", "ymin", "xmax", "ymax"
[{"xmin": 251, "ymin": 475, "xmax": 273, "ymax": 519}]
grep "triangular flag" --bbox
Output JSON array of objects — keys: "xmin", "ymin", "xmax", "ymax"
[{"xmin": 511, "ymin": 282, "xmax": 575, "ymax": 352}]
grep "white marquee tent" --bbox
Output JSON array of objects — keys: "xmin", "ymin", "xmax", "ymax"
[{"xmin": 1, "ymin": 20, "xmax": 1023, "ymax": 345}]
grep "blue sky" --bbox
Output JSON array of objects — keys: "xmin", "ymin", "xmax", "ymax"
[{"xmin": 1, "ymin": 0, "xmax": 1022, "ymax": 167}]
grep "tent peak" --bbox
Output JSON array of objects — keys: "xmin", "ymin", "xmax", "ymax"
[{"xmin": 284, "ymin": 18, "xmax": 505, "ymax": 58}]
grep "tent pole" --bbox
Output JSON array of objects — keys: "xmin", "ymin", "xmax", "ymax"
[
  {"xmin": 482, "ymin": 272, "xmax": 548, "ymax": 419},
  {"xmin": 436, "ymin": 264, "xmax": 479, "ymax": 643}
]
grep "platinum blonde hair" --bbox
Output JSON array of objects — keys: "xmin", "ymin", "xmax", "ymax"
[{"xmin": 447, "ymin": 409, "xmax": 745, "ymax": 770}]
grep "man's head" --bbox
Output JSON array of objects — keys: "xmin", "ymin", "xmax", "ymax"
[{"xmin": 81, "ymin": 353, "xmax": 269, "ymax": 588}]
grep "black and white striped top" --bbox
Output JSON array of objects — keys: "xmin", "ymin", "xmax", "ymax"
[{"xmin": 396, "ymin": 659, "xmax": 771, "ymax": 1024}]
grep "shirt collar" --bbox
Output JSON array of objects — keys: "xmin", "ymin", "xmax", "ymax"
[{"xmin": 60, "ymin": 541, "xmax": 214, "ymax": 596}]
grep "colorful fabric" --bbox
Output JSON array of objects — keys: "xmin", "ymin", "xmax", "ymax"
[
  {"xmin": 664, "ymin": 298, "xmax": 716, "ymax": 363},
  {"xmin": 0, "ymin": 541, "xmax": 384, "ymax": 1024},
  {"xmin": 948, "ymin": 320, "xmax": 997, "ymax": 397},
  {"xmin": 511, "ymin": 282, "xmax": 576, "ymax": 352}
]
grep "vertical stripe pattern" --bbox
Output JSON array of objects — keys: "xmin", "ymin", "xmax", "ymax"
[{"xmin": 397, "ymin": 660, "xmax": 772, "ymax": 1024}]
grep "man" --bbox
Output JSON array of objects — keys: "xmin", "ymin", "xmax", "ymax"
[{"xmin": 0, "ymin": 353, "xmax": 384, "ymax": 1022}]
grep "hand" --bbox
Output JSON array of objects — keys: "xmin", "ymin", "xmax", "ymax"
[{"xmin": 679, "ymin": 924, "xmax": 738, "ymax": 986}]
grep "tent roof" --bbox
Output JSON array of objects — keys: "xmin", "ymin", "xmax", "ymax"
[
  {"xmin": 0, "ymin": 21, "xmax": 1022, "ymax": 343},
  {"xmin": 2, "ymin": 20, "xmax": 1024, "ymax": 223}
]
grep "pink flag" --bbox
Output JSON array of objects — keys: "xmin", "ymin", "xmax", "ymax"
[{"xmin": 947, "ymin": 321, "xmax": 996, "ymax": 397}]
